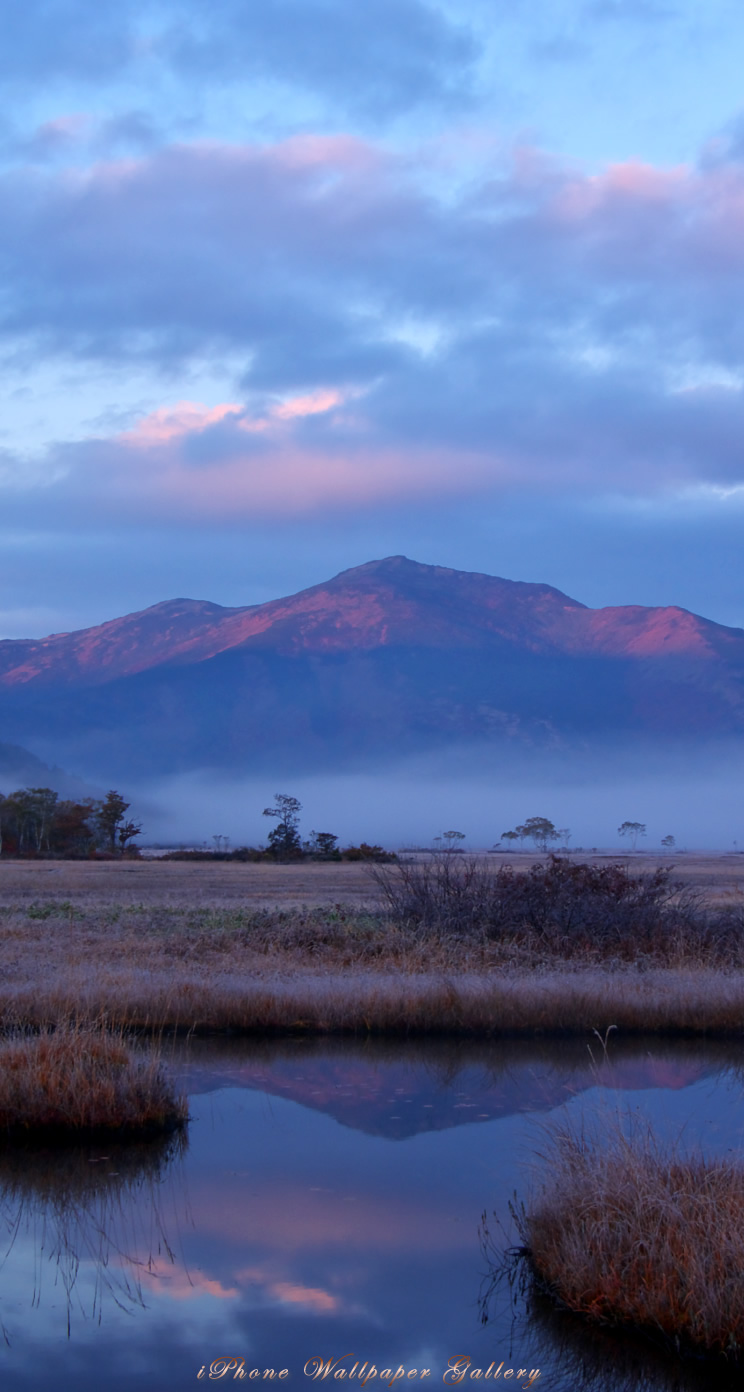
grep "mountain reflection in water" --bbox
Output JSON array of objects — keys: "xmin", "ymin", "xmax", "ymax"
[
  {"xmin": 0, "ymin": 1036, "xmax": 742, "ymax": 1392},
  {"xmin": 173, "ymin": 1034, "xmax": 733, "ymax": 1139}
]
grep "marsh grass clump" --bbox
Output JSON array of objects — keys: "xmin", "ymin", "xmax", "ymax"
[
  {"xmin": 0, "ymin": 1023, "xmax": 187, "ymax": 1138},
  {"xmin": 511, "ymin": 1120, "xmax": 744, "ymax": 1360}
]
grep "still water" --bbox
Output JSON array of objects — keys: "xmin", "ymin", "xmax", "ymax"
[{"xmin": 1, "ymin": 1035, "xmax": 744, "ymax": 1392}]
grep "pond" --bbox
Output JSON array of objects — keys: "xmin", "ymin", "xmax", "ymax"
[{"xmin": 1, "ymin": 1034, "xmax": 744, "ymax": 1392}]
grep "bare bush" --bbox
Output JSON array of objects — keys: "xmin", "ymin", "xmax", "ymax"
[{"xmin": 372, "ymin": 854, "xmax": 744, "ymax": 963}]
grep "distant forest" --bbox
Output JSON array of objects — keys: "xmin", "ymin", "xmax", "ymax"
[
  {"xmin": 0, "ymin": 788, "xmax": 140, "ymax": 857},
  {"xmin": 0, "ymin": 786, "xmax": 395, "ymax": 861}
]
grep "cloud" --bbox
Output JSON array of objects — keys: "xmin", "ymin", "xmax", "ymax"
[
  {"xmin": 4, "ymin": 132, "xmax": 744, "ymax": 520},
  {"xmin": 235, "ymin": 1268, "xmax": 341, "ymax": 1312},
  {"xmin": 121, "ymin": 402, "xmax": 245, "ymax": 446},
  {"xmin": 0, "ymin": 0, "xmax": 476, "ymax": 120},
  {"xmin": 160, "ymin": 0, "xmax": 477, "ymax": 117},
  {"xmin": 582, "ymin": 0, "xmax": 678, "ymax": 22},
  {"xmin": 141, "ymin": 1261, "xmax": 239, "ymax": 1302}
]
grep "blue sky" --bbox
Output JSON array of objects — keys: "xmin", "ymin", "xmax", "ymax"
[{"xmin": 2, "ymin": 0, "xmax": 744, "ymax": 636}]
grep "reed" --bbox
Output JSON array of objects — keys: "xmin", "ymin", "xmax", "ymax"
[
  {"xmin": 514, "ymin": 1119, "xmax": 744, "ymax": 1359},
  {"xmin": 0, "ymin": 1021, "xmax": 188, "ymax": 1136}
]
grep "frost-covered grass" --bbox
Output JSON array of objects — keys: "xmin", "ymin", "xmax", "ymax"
[
  {"xmin": 1, "ymin": 861, "xmax": 744, "ymax": 1036},
  {"xmin": 0, "ymin": 1022, "xmax": 187, "ymax": 1137},
  {"xmin": 514, "ymin": 1120, "xmax": 744, "ymax": 1360}
]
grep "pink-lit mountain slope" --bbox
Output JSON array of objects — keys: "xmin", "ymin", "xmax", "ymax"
[
  {"xmin": 0, "ymin": 556, "xmax": 740, "ymax": 688},
  {"xmin": 0, "ymin": 557, "xmax": 742, "ymax": 776}
]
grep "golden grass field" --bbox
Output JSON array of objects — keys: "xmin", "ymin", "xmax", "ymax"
[{"xmin": 0, "ymin": 852, "xmax": 742, "ymax": 1037}]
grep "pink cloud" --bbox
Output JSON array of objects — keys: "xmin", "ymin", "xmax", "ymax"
[
  {"xmin": 75, "ymin": 440, "xmax": 494, "ymax": 520},
  {"xmin": 122, "ymin": 402, "xmax": 244, "ymax": 445},
  {"xmin": 78, "ymin": 383, "xmax": 496, "ymax": 521},
  {"xmin": 120, "ymin": 389, "xmax": 353, "ymax": 450},
  {"xmin": 141, "ymin": 1260, "xmax": 239, "ymax": 1302},
  {"xmin": 273, "ymin": 388, "xmax": 347, "ymax": 421},
  {"xmin": 236, "ymin": 1267, "xmax": 341, "ymax": 1312},
  {"xmin": 268, "ymin": 1281, "xmax": 339, "ymax": 1312},
  {"xmin": 6, "ymin": 129, "xmax": 744, "ymax": 511},
  {"xmin": 273, "ymin": 134, "xmax": 382, "ymax": 174}
]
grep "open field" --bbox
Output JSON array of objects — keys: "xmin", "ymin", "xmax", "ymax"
[
  {"xmin": 1, "ymin": 849, "xmax": 743, "ymax": 909},
  {"xmin": 0, "ymin": 853, "xmax": 743, "ymax": 1037}
]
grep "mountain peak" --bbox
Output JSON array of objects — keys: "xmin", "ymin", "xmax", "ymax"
[{"xmin": 1, "ymin": 558, "xmax": 743, "ymax": 773}]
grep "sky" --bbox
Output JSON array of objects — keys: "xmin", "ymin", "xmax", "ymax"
[{"xmin": 3, "ymin": 0, "xmax": 744, "ymax": 638}]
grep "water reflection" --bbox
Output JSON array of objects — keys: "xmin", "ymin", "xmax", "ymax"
[
  {"xmin": 0, "ymin": 1035, "xmax": 742, "ymax": 1391},
  {"xmin": 174, "ymin": 1033, "xmax": 744, "ymax": 1138},
  {"xmin": 481, "ymin": 1254, "xmax": 744, "ymax": 1392},
  {"xmin": 0, "ymin": 1132, "xmax": 186, "ymax": 1339}
]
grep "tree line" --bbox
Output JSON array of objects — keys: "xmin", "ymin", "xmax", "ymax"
[
  {"xmin": 497, "ymin": 818, "xmax": 675, "ymax": 852},
  {"xmin": 0, "ymin": 788, "xmax": 141, "ymax": 857}
]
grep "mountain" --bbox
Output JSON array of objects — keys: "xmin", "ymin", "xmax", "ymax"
[
  {"xmin": 1, "ymin": 556, "xmax": 743, "ymax": 777},
  {"xmin": 0, "ymin": 742, "xmax": 94, "ymax": 798}
]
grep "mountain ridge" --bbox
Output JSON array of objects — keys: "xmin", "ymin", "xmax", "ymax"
[
  {"xmin": 1, "ymin": 556, "xmax": 742, "ymax": 777},
  {"xmin": 0, "ymin": 555, "xmax": 739, "ymax": 689}
]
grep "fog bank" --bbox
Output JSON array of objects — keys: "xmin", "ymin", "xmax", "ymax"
[{"xmin": 132, "ymin": 743, "xmax": 744, "ymax": 853}]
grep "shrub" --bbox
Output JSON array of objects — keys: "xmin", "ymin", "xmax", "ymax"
[
  {"xmin": 343, "ymin": 843, "xmax": 396, "ymax": 862},
  {"xmin": 371, "ymin": 853, "xmax": 744, "ymax": 962}
]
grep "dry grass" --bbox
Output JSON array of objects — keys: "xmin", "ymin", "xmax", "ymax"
[
  {"xmin": 513, "ymin": 1120, "xmax": 744, "ymax": 1360},
  {"xmin": 5, "ymin": 954, "xmax": 744, "ymax": 1037},
  {"xmin": 0, "ymin": 1022, "xmax": 188, "ymax": 1137},
  {"xmin": 1, "ymin": 861, "xmax": 744, "ymax": 1035},
  {"xmin": 1, "ymin": 850, "xmax": 743, "ymax": 910}
]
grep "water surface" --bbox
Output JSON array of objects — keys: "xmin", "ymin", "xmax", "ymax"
[{"xmin": 2, "ymin": 1035, "xmax": 743, "ymax": 1392}]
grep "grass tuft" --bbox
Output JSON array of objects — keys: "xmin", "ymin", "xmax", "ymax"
[
  {"xmin": 513, "ymin": 1120, "xmax": 744, "ymax": 1359},
  {"xmin": 0, "ymin": 1022, "xmax": 188, "ymax": 1137}
]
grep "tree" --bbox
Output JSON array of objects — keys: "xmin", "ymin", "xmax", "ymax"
[
  {"xmin": 661, "ymin": 834, "xmax": 676, "ymax": 849},
  {"xmin": 51, "ymin": 799, "xmax": 97, "ymax": 855},
  {"xmin": 500, "ymin": 830, "xmax": 519, "ymax": 849},
  {"xmin": 95, "ymin": 791, "xmax": 142, "ymax": 853},
  {"xmin": 0, "ymin": 787, "xmax": 58, "ymax": 853},
  {"xmin": 441, "ymin": 830, "xmax": 465, "ymax": 851},
  {"xmin": 25, "ymin": 787, "xmax": 59, "ymax": 851},
  {"xmin": 118, "ymin": 818, "xmax": 143, "ymax": 851},
  {"xmin": 618, "ymin": 821, "xmax": 646, "ymax": 851},
  {"xmin": 521, "ymin": 817, "xmax": 559, "ymax": 852},
  {"xmin": 305, "ymin": 831, "xmax": 340, "ymax": 860},
  {"xmin": 556, "ymin": 827, "xmax": 572, "ymax": 850},
  {"xmin": 263, "ymin": 794, "xmax": 303, "ymax": 859}
]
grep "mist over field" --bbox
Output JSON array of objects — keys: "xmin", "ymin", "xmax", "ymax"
[{"xmin": 133, "ymin": 743, "xmax": 744, "ymax": 853}]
